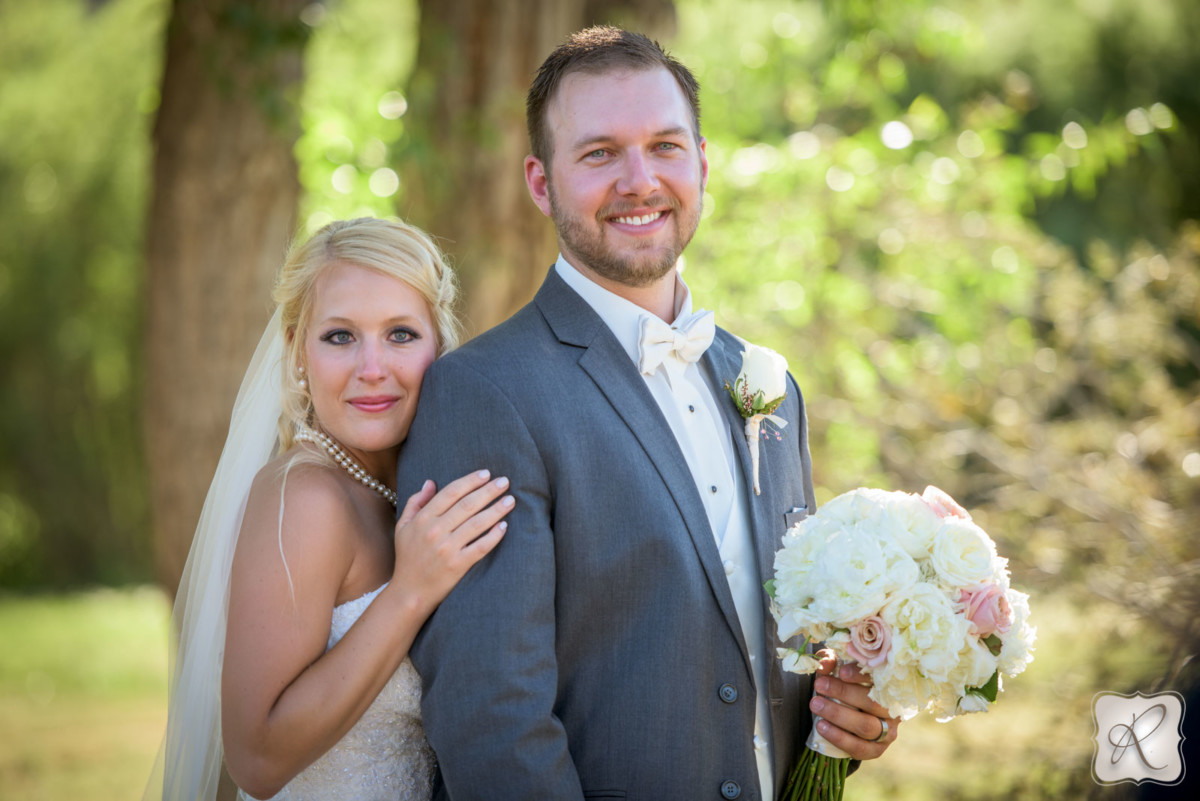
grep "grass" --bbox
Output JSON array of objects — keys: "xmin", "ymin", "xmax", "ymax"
[
  {"xmin": 0, "ymin": 585, "xmax": 1179, "ymax": 800},
  {"xmin": 0, "ymin": 586, "xmax": 171, "ymax": 801}
]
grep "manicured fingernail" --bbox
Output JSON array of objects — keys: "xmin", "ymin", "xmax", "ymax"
[
  {"xmin": 477, "ymin": 469, "xmax": 490, "ymax": 480},
  {"xmin": 495, "ymin": 476, "xmax": 509, "ymax": 489},
  {"xmin": 498, "ymin": 521, "xmax": 507, "ymax": 532},
  {"xmin": 423, "ymin": 479, "xmax": 434, "ymax": 490},
  {"xmin": 815, "ymin": 677, "xmax": 829, "ymax": 693},
  {"xmin": 817, "ymin": 720, "xmax": 830, "ymax": 735},
  {"xmin": 811, "ymin": 697, "xmax": 824, "ymax": 713},
  {"xmin": 502, "ymin": 495, "xmax": 515, "ymax": 507}
]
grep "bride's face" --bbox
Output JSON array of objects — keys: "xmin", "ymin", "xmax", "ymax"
[{"xmin": 302, "ymin": 260, "xmax": 438, "ymax": 474}]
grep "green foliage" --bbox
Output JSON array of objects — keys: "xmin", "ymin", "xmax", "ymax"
[
  {"xmin": 966, "ymin": 669, "xmax": 999, "ymax": 703},
  {"xmin": 673, "ymin": 5, "xmax": 1200, "ymax": 784},
  {"xmin": 0, "ymin": 0, "xmax": 165, "ymax": 587},
  {"xmin": 295, "ymin": 0, "xmax": 419, "ymax": 231}
]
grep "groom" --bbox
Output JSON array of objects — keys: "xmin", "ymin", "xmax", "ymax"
[{"xmin": 400, "ymin": 26, "xmax": 896, "ymax": 800}]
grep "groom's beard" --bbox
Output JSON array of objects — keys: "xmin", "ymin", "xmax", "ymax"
[{"xmin": 547, "ymin": 183, "xmax": 701, "ymax": 289}]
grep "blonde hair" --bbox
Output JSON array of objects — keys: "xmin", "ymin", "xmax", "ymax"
[{"xmin": 272, "ymin": 217, "xmax": 461, "ymax": 450}]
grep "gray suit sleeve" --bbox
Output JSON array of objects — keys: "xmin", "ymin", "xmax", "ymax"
[{"xmin": 398, "ymin": 357, "xmax": 584, "ymax": 800}]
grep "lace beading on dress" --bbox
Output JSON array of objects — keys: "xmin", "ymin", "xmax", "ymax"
[{"xmin": 240, "ymin": 584, "xmax": 435, "ymax": 801}]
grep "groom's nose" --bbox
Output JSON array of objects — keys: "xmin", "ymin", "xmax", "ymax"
[{"xmin": 616, "ymin": 151, "xmax": 660, "ymax": 197}]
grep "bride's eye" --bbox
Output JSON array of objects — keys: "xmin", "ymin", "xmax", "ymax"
[
  {"xmin": 389, "ymin": 327, "xmax": 419, "ymax": 344},
  {"xmin": 320, "ymin": 329, "xmax": 354, "ymax": 345}
]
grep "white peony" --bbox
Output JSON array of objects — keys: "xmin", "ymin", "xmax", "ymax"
[
  {"xmin": 868, "ymin": 661, "xmax": 936, "ymax": 720},
  {"xmin": 880, "ymin": 583, "xmax": 967, "ymax": 683},
  {"xmin": 874, "ymin": 491, "xmax": 943, "ymax": 559},
  {"xmin": 803, "ymin": 526, "xmax": 916, "ymax": 627},
  {"xmin": 929, "ymin": 517, "xmax": 1000, "ymax": 588},
  {"xmin": 998, "ymin": 589, "xmax": 1037, "ymax": 676},
  {"xmin": 950, "ymin": 635, "xmax": 999, "ymax": 691}
]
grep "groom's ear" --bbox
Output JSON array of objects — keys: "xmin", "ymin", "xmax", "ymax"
[{"xmin": 524, "ymin": 155, "xmax": 553, "ymax": 218}]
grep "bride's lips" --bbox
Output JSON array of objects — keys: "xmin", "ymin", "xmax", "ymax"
[{"xmin": 348, "ymin": 395, "xmax": 401, "ymax": 413}]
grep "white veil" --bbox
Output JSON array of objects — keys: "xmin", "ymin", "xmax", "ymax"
[{"xmin": 144, "ymin": 308, "xmax": 285, "ymax": 801}]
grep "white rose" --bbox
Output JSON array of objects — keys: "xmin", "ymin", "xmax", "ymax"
[
  {"xmin": 738, "ymin": 343, "xmax": 788, "ymax": 402},
  {"xmin": 778, "ymin": 648, "xmax": 821, "ymax": 674},
  {"xmin": 929, "ymin": 518, "xmax": 1000, "ymax": 588},
  {"xmin": 956, "ymin": 692, "xmax": 992, "ymax": 715}
]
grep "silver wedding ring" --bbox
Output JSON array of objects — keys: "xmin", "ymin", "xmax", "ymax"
[{"xmin": 872, "ymin": 717, "xmax": 889, "ymax": 743}]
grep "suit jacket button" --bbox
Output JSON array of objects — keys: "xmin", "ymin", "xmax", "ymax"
[
  {"xmin": 721, "ymin": 780, "xmax": 741, "ymax": 799},
  {"xmin": 719, "ymin": 683, "xmax": 738, "ymax": 703}
]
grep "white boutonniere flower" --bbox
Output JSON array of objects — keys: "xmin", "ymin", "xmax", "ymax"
[{"xmin": 725, "ymin": 343, "xmax": 789, "ymax": 495}]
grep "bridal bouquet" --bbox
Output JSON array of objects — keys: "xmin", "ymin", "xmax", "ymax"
[{"xmin": 768, "ymin": 486, "xmax": 1036, "ymax": 800}]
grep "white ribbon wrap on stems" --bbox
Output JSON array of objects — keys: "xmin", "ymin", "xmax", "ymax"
[
  {"xmin": 743, "ymin": 412, "xmax": 787, "ymax": 495},
  {"xmin": 805, "ymin": 715, "xmax": 853, "ymax": 759}
]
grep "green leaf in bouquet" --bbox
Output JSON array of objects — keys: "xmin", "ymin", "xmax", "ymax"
[
  {"xmin": 983, "ymin": 633, "xmax": 1003, "ymax": 656},
  {"xmin": 968, "ymin": 669, "xmax": 1000, "ymax": 703},
  {"xmin": 764, "ymin": 578, "xmax": 777, "ymax": 599}
]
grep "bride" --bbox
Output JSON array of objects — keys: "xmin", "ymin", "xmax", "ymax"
[{"xmin": 145, "ymin": 217, "xmax": 513, "ymax": 801}]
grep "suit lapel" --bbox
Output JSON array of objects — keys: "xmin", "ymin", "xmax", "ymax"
[{"xmin": 534, "ymin": 271, "xmax": 747, "ymax": 650}]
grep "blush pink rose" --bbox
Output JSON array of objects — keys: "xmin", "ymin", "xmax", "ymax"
[
  {"xmin": 919, "ymin": 485, "xmax": 971, "ymax": 520},
  {"xmin": 959, "ymin": 584, "xmax": 1013, "ymax": 638},
  {"xmin": 845, "ymin": 615, "xmax": 892, "ymax": 668}
]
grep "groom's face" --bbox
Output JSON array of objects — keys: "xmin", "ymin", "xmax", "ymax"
[{"xmin": 525, "ymin": 67, "xmax": 708, "ymax": 288}]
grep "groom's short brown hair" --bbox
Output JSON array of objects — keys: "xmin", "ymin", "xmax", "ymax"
[{"xmin": 525, "ymin": 26, "xmax": 701, "ymax": 168}]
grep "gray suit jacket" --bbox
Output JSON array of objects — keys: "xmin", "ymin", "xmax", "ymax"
[{"xmin": 400, "ymin": 268, "xmax": 817, "ymax": 801}]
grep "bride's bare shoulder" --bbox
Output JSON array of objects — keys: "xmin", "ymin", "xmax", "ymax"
[{"xmin": 237, "ymin": 445, "xmax": 359, "ymax": 557}]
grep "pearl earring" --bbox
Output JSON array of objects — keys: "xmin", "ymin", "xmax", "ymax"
[{"xmin": 297, "ymin": 365, "xmax": 307, "ymax": 390}]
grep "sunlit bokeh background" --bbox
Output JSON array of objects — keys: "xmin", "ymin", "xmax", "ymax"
[{"xmin": 1, "ymin": 0, "xmax": 1197, "ymax": 798}]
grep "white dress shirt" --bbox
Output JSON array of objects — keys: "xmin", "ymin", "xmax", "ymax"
[{"xmin": 555, "ymin": 256, "xmax": 775, "ymax": 797}]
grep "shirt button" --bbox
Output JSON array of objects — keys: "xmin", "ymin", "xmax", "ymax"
[
  {"xmin": 688, "ymin": 404, "xmax": 695, "ymax": 412},
  {"xmin": 754, "ymin": 735, "xmax": 766, "ymax": 751},
  {"xmin": 710, "ymin": 485, "xmax": 718, "ymax": 494},
  {"xmin": 723, "ymin": 559, "xmax": 735, "ymax": 576},
  {"xmin": 721, "ymin": 780, "xmax": 741, "ymax": 799},
  {"xmin": 719, "ymin": 683, "xmax": 738, "ymax": 703}
]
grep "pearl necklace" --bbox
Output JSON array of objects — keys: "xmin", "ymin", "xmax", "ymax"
[{"xmin": 294, "ymin": 424, "xmax": 398, "ymax": 508}]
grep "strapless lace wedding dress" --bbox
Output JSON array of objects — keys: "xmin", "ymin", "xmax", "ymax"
[{"xmin": 240, "ymin": 584, "xmax": 436, "ymax": 801}]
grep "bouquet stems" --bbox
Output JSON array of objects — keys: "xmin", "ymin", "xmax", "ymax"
[{"xmin": 780, "ymin": 745, "xmax": 849, "ymax": 801}]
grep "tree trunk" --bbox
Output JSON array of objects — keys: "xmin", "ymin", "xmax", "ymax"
[
  {"xmin": 145, "ymin": 0, "xmax": 308, "ymax": 596},
  {"xmin": 400, "ymin": 0, "xmax": 577, "ymax": 337}
]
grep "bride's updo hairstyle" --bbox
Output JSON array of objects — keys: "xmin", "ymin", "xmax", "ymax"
[{"xmin": 272, "ymin": 217, "xmax": 461, "ymax": 450}]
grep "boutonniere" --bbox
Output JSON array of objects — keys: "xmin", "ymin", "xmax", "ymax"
[{"xmin": 725, "ymin": 343, "xmax": 789, "ymax": 495}]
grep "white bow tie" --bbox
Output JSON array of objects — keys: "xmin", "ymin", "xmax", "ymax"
[{"xmin": 637, "ymin": 309, "xmax": 715, "ymax": 376}]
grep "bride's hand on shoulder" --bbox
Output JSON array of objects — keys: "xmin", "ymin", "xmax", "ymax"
[{"xmin": 391, "ymin": 469, "xmax": 513, "ymax": 613}]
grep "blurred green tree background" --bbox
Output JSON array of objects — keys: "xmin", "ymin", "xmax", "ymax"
[{"xmin": 0, "ymin": 0, "xmax": 1197, "ymax": 797}]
